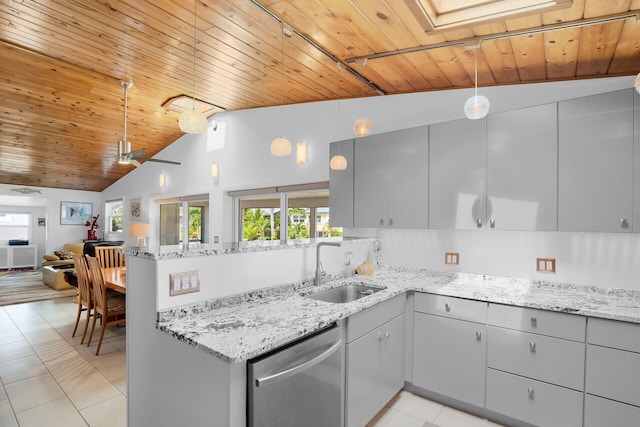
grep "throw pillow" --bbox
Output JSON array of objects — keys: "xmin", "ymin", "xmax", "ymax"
[
  {"xmin": 53, "ymin": 250, "xmax": 75, "ymax": 260},
  {"xmin": 43, "ymin": 254, "xmax": 59, "ymax": 261}
]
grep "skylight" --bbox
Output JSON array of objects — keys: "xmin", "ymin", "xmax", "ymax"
[{"xmin": 405, "ymin": 0, "xmax": 572, "ymax": 33}]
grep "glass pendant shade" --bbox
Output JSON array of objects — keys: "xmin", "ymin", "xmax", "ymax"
[
  {"xmin": 270, "ymin": 137, "xmax": 292, "ymax": 156},
  {"xmin": 179, "ymin": 108, "xmax": 208, "ymax": 134},
  {"xmin": 353, "ymin": 117, "xmax": 371, "ymax": 137},
  {"xmin": 464, "ymin": 95, "xmax": 490, "ymax": 120},
  {"xmin": 330, "ymin": 155, "xmax": 348, "ymax": 170}
]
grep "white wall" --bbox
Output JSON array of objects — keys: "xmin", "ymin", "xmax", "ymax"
[
  {"xmin": 103, "ymin": 76, "xmax": 640, "ymax": 291},
  {"xmin": 0, "ymin": 184, "xmax": 102, "ymax": 260},
  {"xmin": 156, "ymin": 240, "xmax": 372, "ymax": 310}
]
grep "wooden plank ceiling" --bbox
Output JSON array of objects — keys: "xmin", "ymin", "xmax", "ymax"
[{"xmin": 1, "ymin": 0, "xmax": 639, "ymax": 192}]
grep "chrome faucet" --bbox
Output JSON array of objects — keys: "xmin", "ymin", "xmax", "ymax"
[{"xmin": 315, "ymin": 242, "xmax": 341, "ymax": 286}]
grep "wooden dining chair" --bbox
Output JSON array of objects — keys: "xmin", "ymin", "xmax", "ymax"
[
  {"xmin": 85, "ymin": 255, "xmax": 126, "ymax": 355},
  {"xmin": 94, "ymin": 245, "xmax": 126, "ymax": 268},
  {"xmin": 71, "ymin": 253, "xmax": 93, "ymax": 344}
]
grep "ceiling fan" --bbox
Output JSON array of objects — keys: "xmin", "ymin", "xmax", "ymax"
[{"xmin": 117, "ymin": 80, "xmax": 180, "ymax": 167}]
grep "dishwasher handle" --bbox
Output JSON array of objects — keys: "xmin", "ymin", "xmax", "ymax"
[{"xmin": 255, "ymin": 339, "xmax": 342, "ymax": 388}]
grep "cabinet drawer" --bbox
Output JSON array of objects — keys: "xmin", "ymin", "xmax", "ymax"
[
  {"xmin": 413, "ymin": 313, "xmax": 486, "ymax": 407},
  {"xmin": 488, "ymin": 303, "xmax": 585, "ymax": 341},
  {"xmin": 587, "ymin": 317, "xmax": 640, "ymax": 352},
  {"xmin": 487, "ymin": 326, "xmax": 584, "ymax": 390},
  {"xmin": 585, "ymin": 344, "xmax": 640, "ymax": 407},
  {"xmin": 486, "ymin": 369, "xmax": 583, "ymax": 427},
  {"xmin": 347, "ymin": 295, "xmax": 405, "ymax": 343},
  {"xmin": 584, "ymin": 394, "xmax": 640, "ymax": 427},
  {"xmin": 415, "ymin": 293, "xmax": 487, "ymax": 324}
]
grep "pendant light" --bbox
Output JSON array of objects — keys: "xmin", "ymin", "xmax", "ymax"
[
  {"xmin": 464, "ymin": 46, "xmax": 490, "ymax": 120},
  {"xmin": 179, "ymin": 0, "xmax": 208, "ymax": 134},
  {"xmin": 331, "ymin": 100, "xmax": 347, "ymax": 170},
  {"xmin": 270, "ymin": 23, "xmax": 292, "ymax": 156}
]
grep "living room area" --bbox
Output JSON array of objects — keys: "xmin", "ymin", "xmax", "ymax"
[{"xmin": 1, "ymin": 188, "xmax": 128, "ymax": 426}]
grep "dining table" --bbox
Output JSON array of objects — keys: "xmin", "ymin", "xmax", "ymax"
[{"xmin": 101, "ymin": 266, "xmax": 126, "ymax": 294}]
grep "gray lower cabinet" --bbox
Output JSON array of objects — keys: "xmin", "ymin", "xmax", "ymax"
[
  {"xmin": 486, "ymin": 369, "xmax": 583, "ymax": 427},
  {"xmin": 584, "ymin": 317, "xmax": 640, "ymax": 426},
  {"xmin": 413, "ymin": 294, "xmax": 487, "ymax": 407},
  {"xmin": 486, "ymin": 304, "xmax": 586, "ymax": 427},
  {"xmin": 345, "ymin": 296, "xmax": 406, "ymax": 427}
]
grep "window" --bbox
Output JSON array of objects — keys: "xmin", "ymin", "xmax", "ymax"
[
  {"xmin": 231, "ymin": 183, "xmax": 342, "ymax": 245},
  {"xmin": 105, "ymin": 200, "xmax": 123, "ymax": 233},
  {"xmin": 0, "ymin": 212, "xmax": 30, "ymax": 243},
  {"xmin": 157, "ymin": 195, "xmax": 209, "ymax": 247}
]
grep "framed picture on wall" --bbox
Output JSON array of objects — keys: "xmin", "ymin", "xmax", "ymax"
[
  {"xmin": 129, "ymin": 198, "xmax": 142, "ymax": 222},
  {"xmin": 60, "ymin": 202, "xmax": 92, "ymax": 225}
]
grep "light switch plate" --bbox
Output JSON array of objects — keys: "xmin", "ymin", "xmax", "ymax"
[
  {"xmin": 169, "ymin": 270, "xmax": 200, "ymax": 296},
  {"xmin": 344, "ymin": 251, "xmax": 353, "ymax": 266}
]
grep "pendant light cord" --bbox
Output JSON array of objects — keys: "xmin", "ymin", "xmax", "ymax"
[
  {"xmin": 474, "ymin": 49, "xmax": 478, "ymax": 98},
  {"xmin": 191, "ymin": 0, "xmax": 197, "ymax": 110},
  {"xmin": 279, "ymin": 22, "xmax": 285, "ymax": 135}
]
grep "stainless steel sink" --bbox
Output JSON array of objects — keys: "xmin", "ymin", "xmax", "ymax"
[{"xmin": 306, "ymin": 283, "xmax": 385, "ymax": 304}]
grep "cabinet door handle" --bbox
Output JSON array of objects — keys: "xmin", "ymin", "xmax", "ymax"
[
  {"xmin": 489, "ymin": 218, "xmax": 495, "ymax": 228},
  {"xmin": 530, "ymin": 317, "xmax": 537, "ymax": 327},
  {"xmin": 384, "ymin": 332, "xmax": 390, "ymax": 340},
  {"xmin": 529, "ymin": 342, "xmax": 536, "ymax": 353},
  {"xmin": 621, "ymin": 218, "xmax": 629, "ymax": 228},
  {"xmin": 389, "ymin": 218, "xmax": 393, "ymax": 226},
  {"xmin": 476, "ymin": 218, "xmax": 482, "ymax": 228},
  {"xmin": 445, "ymin": 303, "xmax": 451, "ymax": 312},
  {"xmin": 376, "ymin": 331, "xmax": 384, "ymax": 342},
  {"xmin": 528, "ymin": 388, "xmax": 535, "ymax": 399},
  {"xmin": 379, "ymin": 218, "xmax": 384, "ymax": 226},
  {"xmin": 476, "ymin": 331, "xmax": 482, "ymax": 341}
]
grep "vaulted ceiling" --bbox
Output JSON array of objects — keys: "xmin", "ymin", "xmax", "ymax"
[{"xmin": 1, "ymin": 0, "xmax": 639, "ymax": 192}]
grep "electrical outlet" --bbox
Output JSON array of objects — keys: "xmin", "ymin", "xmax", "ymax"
[
  {"xmin": 169, "ymin": 270, "xmax": 200, "ymax": 296},
  {"xmin": 445, "ymin": 252, "xmax": 459, "ymax": 265},
  {"xmin": 344, "ymin": 251, "xmax": 353, "ymax": 266},
  {"xmin": 536, "ymin": 258, "xmax": 556, "ymax": 273}
]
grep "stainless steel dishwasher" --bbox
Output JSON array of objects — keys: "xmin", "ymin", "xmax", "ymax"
[{"xmin": 247, "ymin": 324, "xmax": 344, "ymax": 427}]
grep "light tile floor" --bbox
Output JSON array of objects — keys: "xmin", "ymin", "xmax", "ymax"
[
  {"xmin": 368, "ymin": 391, "xmax": 505, "ymax": 427},
  {"xmin": 0, "ymin": 298, "xmax": 126, "ymax": 427},
  {"xmin": 1, "ymin": 298, "xmax": 502, "ymax": 427}
]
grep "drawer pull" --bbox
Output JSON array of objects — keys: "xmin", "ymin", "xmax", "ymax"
[
  {"xmin": 528, "ymin": 388, "xmax": 535, "ymax": 399},
  {"xmin": 529, "ymin": 342, "xmax": 536, "ymax": 353},
  {"xmin": 445, "ymin": 303, "xmax": 451, "ymax": 312},
  {"xmin": 530, "ymin": 317, "xmax": 537, "ymax": 327},
  {"xmin": 475, "ymin": 331, "xmax": 482, "ymax": 341}
]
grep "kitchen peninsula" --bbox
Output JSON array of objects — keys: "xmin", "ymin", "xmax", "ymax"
[{"xmin": 125, "ymin": 240, "xmax": 640, "ymax": 427}]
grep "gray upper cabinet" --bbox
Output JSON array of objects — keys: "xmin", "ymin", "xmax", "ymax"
[
  {"xmin": 634, "ymin": 89, "xmax": 640, "ymax": 233},
  {"xmin": 329, "ymin": 139, "xmax": 354, "ymax": 227},
  {"xmin": 487, "ymin": 103, "xmax": 558, "ymax": 231},
  {"xmin": 354, "ymin": 126, "xmax": 428, "ymax": 228},
  {"xmin": 558, "ymin": 89, "xmax": 634, "ymax": 232},
  {"xmin": 429, "ymin": 118, "xmax": 487, "ymax": 230}
]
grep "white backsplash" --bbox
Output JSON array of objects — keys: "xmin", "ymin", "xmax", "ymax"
[{"xmin": 345, "ymin": 228, "xmax": 640, "ymax": 291}]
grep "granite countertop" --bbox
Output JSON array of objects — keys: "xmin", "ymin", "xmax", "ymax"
[{"xmin": 155, "ymin": 266, "xmax": 640, "ymax": 364}]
